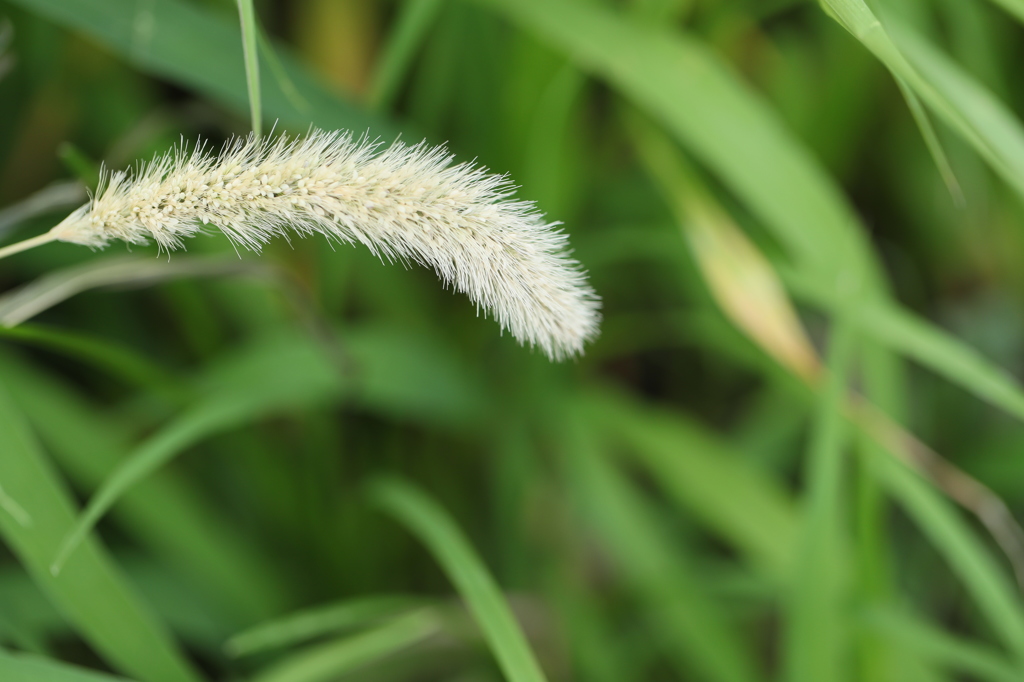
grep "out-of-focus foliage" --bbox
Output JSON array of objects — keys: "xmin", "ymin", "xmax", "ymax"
[{"xmin": 3, "ymin": 0, "xmax": 1024, "ymax": 680}]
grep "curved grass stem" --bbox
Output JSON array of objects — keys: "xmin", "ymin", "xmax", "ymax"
[{"xmin": 0, "ymin": 230, "xmax": 57, "ymax": 262}]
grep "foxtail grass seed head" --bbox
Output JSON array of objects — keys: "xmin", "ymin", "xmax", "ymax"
[{"xmin": 48, "ymin": 130, "xmax": 600, "ymax": 359}]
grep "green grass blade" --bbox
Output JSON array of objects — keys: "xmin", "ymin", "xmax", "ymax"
[
  {"xmin": 470, "ymin": 0, "xmax": 882, "ymax": 296},
  {"xmin": 0, "ymin": 349, "xmax": 290, "ymax": 622},
  {"xmin": 562, "ymin": 409, "xmax": 762, "ymax": 682},
  {"xmin": 820, "ymin": 0, "xmax": 1024, "ymax": 206},
  {"xmin": 0, "ymin": 325, "xmax": 181, "ymax": 397},
  {"xmin": 0, "ymin": 381, "xmax": 201, "ymax": 682},
  {"xmin": 0, "ymin": 568, "xmax": 63, "ymax": 653},
  {"xmin": 0, "ymin": 484, "xmax": 32, "ymax": 529},
  {"xmin": 0, "ymin": 650, "xmax": 133, "ymax": 682},
  {"xmin": 256, "ymin": 22, "xmax": 309, "ymax": 115},
  {"xmin": 235, "ymin": 0, "xmax": 261, "ymax": 135},
  {"xmin": 47, "ymin": 318, "xmax": 484, "ymax": 583},
  {"xmin": 226, "ymin": 596, "xmax": 423, "ymax": 657},
  {"xmin": 855, "ymin": 342, "xmax": 905, "ymax": 682},
  {"xmin": 889, "ymin": 22, "xmax": 1024, "ymax": 200},
  {"xmin": 370, "ymin": 477, "xmax": 549, "ymax": 682},
  {"xmin": 50, "ymin": 386, "xmax": 335, "ymax": 576},
  {"xmin": 868, "ymin": 447, "xmax": 1024, "ymax": 666},
  {"xmin": 784, "ymin": 268, "xmax": 1024, "ymax": 426},
  {"xmin": 8, "ymin": 0, "xmax": 388, "ymax": 135},
  {"xmin": 784, "ymin": 320, "xmax": 856, "ymax": 682},
  {"xmin": 985, "ymin": 0, "xmax": 1024, "ymax": 23},
  {"xmin": 369, "ymin": 0, "xmax": 445, "ymax": 111},
  {"xmin": 50, "ymin": 332, "xmax": 346, "ymax": 575},
  {"xmin": 250, "ymin": 610, "xmax": 438, "ymax": 682},
  {"xmin": 859, "ymin": 302, "xmax": 1024, "ymax": 422},
  {"xmin": 582, "ymin": 384, "xmax": 799, "ymax": 579},
  {"xmin": 49, "ymin": 398, "xmax": 257, "ymax": 573},
  {"xmin": 861, "ymin": 606, "xmax": 1023, "ymax": 682}
]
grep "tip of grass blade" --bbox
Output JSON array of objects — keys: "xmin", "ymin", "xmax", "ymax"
[{"xmin": 369, "ymin": 475, "xmax": 550, "ymax": 682}]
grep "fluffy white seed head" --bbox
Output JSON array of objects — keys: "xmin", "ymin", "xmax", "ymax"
[{"xmin": 51, "ymin": 130, "xmax": 601, "ymax": 359}]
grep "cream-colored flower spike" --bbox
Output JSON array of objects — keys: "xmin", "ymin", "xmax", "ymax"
[{"xmin": 12, "ymin": 130, "xmax": 601, "ymax": 359}]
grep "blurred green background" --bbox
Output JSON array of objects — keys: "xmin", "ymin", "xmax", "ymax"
[{"xmin": 3, "ymin": 0, "xmax": 1024, "ymax": 681}]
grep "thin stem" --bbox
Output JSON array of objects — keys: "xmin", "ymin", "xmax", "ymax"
[
  {"xmin": 0, "ymin": 230, "xmax": 57, "ymax": 261},
  {"xmin": 236, "ymin": 0, "xmax": 262, "ymax": 136},
  {"xmin": 0, "ymin": 181, "xmax": 85, "ymax": 240}
]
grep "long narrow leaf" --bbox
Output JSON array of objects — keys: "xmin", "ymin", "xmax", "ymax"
[
  {"xmin": 0, "ymin": 382, "xmax": 200, "ymax": 682},
  {"xmin": 860, "ymin": 302, "xmax": 1024, "ymax": 422},
  {"xmin": 784, "ymin": 320, "xmax": 856, "ymax": 682},
  {"xmin": 861, "ymin": 606, "xmax": 1022, "ymax": 682},
  {"xmin": 784, "ymin": 268, "xmax": 1024, "ymax": 427},
  {"xmin": 370, "ymin": 477, "xmax": 549, "ymax": 682},
  {"xmin": 986, "ymin": 0, "xmax": 1024, "ymax": 23},
  {"xmin": 469, "ymin": 0, "xmax": 883, "ymax": 296},
  {"xmin": 227, "ymin": 596, "xmax": 424, "ymax": 657},
  {"xmin": 51, "ymin": 337, "xmax": 344, "ymax": 575},
  {"xmin": 251, "ymin": 610, "xmax": 438, "ymax": 682},
  {"xmin": 0, "ymin": 349, "xmax": 290, "ymax": 622},
  {"xmin": 0, "ymin": 255, "xmax": 275, "ymax": 328},
  {"xmin": 868, "ymin": 446, "xmax": 1024, "ymax": 666},
  {"xmin": 820, "ymin": 0, "xmax": 1024, "ymax": 206}
]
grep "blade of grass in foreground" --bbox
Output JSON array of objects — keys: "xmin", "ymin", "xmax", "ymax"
[
  {"xmin": 854, "ymin": 341, "xmax": 905, "ymax": 682},
  {"xmin": 784, "ymin": 320, "xmax": 856, "ymax": 682},
  {"xmin": 861, "ymin": 606, "xmax": 1022, "ymax": 682},
  {"xmin": 0, "ymin": 350, "xmax": 290, "ymax": 622},
  {"xmin": 49, "ymin": 396, "xmax": 295, "ymax": 576},
  {"xmin": 0, "ymin": 382, "xmax": 200, "ymax": 682},
  {"xmin": 49, "ymin": 328, "xmax": 346, "ymax": 574},
  {"xmin": 250, "ymin": 610, "xmax": 438, "ymax": 682},
  {"xmin": 868, "ymin": 443, "xmax": 1024, "ymax": 667},
  {"xmin": 226, "ymin": 595, "xmax": 424, "ymax": 657},
  {"xmin": 0, "ymin": 325, "xmax": 180, "ymax": 399},
  {"xmin": 370, "ymin": 477, "xmax": 549, "ymax": 682}
]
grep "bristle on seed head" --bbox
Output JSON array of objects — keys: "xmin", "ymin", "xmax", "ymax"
[{"xmin": 50, "ymin": 130, "xmax": 600, "ymax": 359}]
